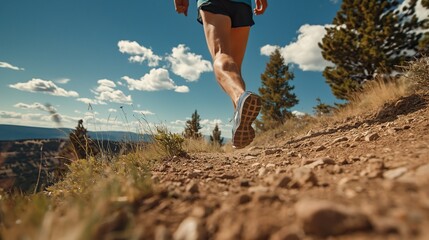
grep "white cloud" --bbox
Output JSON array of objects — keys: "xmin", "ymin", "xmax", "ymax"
[
  {"xmin": 55, "ymin": 78, "xmax": 71, "ymax": 84},
  {"xmin": 174, "ymin": 85, "xmax": 190, "ymax": 93},
  {"xmin": 9, "ymin": 78, "xmax": 79, "ymax": 97},
  {"xmin": 0, "ymin": 61, "xmax": 24, "ymax": 71},
  {"xmin": 108, "ymin": 108, "xmax": 117, "ymax": 113},
  {"xmin": 166, "ymin": 44, "xmax": 213, "ymax": 82},
  {"xmin": 260, "ymin": 45, "xmax": 280, "ymax": 56},
  {"xmin": 118, "ymin": 40, "xmax": 162, "ymax": 67},
  {"xmin": 14, "ymin": 102, "xmax": 56, "ymax": 112},
  {"xmin": 122, "ymin": 68, "xmax": 189, "ymax": 93},
  {"xmin": 93, "ymin": 79, "xmax": 132, "ymax": 105},
  {"xmin": 329, "ymin": 0, "xmax": 339, "ymax": 4},
  {"xmin": 261, "ymin": 24, "xmax": 334, "ymax": 72},
  {"xmin": 0, "ymin": 111, "xmax": 23, "ymax": 119},
  {"xmin": 77, "ymin": 98, "xmax": 106, "ymax": 105},
  {"xmin": 292, "ymin": 110, "xmax": 307, "ymax": 117},
  {"xmin": 133, "ymin": 110, "xmax": 155, "ymax": 116}
]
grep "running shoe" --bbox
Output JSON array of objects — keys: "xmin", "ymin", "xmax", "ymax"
[{"xmin": 232, "ymin": 91, "xmax": 261, "ymax": 149}]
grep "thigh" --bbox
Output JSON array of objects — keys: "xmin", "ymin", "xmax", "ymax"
[{"xmin": 200, "ymin": 10, "xmax": 232, "ymax": 58}]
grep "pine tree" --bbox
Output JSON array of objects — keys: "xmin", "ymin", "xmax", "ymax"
[
  {"xmin": 319, "ymin": 0, "xmax": 423, "ymax": 100},
  {"xmin": 183, "ymin": 110, "xmax": 202, "ymax": 139},
  {"xmin": 61, "ymin": 119, "xmax": 98, "ymax": 160},
  {"xmin": 419, "ymin": 0, "xmax": 429, "ymax": 54},
  {"xmin": 257, "ymin": 49, "xmax": 299, "ymax": 131},
  {"xmin": 313, "ymin": 98, "xmax": 336, "ymax": 116},
  {"xmin": 69, "ymin": 119, "xmax": 97, "ymax": 159},
  {"xmin": 210, "ymin": 124, "xmax": 224, "ymax": 146}
]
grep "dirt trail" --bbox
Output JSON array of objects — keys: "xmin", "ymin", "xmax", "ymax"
[{"xmin": 136, "ymin": 93, "xmax": 429, "ymax": 240}]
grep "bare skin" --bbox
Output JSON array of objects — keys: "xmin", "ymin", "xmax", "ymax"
[{"xmin": 174, "ymin": 0, "xmax": 268, "ymax": 109}]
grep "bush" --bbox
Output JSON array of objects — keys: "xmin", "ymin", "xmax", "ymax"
[{"xmin": 153, "ymin": 127, "xmax": 186, "ymax": 158}]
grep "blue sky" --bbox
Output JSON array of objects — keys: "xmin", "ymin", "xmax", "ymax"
[{"xmin": 1, "ymin": 0, "xmax": 427, "ymax": 138}]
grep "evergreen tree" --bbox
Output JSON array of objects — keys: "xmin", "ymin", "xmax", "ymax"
[
  {"xmin": 60, "ymin": 119, "xmax": 97, "ymax": 161},
  {"xmin": 257, "ymin": 49, "xmax": 299, "ymax": 131},
  {"xmin": 313, "ymin": 98, "xmax": 336, "ymax": 116},
  {"xmin": 319, "ymin": 0, "xmax": 423, "ymax": 100},
  {"xmin": 210, "ymin": 124, "xmax": 224, "ymax": 146},
  {"xmin": 419, "ymin": 0, "xmax": 429, "ymax": 54},
  {"xmin": 183, "ymin": 110, "xmax": 202, "ymax": 139}
]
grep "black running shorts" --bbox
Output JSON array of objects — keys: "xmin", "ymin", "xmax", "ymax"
[{"xmin": 197, "ymin": 0, "xmax": 255, "ymax": 28}]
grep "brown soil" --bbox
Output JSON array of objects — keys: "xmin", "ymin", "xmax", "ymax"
[{"xmin": 136, "ymin": 93, "xmax": 429, "ymax": 240}]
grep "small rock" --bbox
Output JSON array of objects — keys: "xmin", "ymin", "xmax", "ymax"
[
  {"xmin": 276, "ymin": 175, "xmax": 292, "ymax": 188},
  {"xmin": 354, "ymin": 135, "xmax": 364, "ymax": 142},
  {"xmin": 204, "ymin": 164, "xmax": 213, "ymax": 170},
  {"xmin": 287, "ymin": 151, "xmax": 298, "ymax": 157},
  {"xmin": 266, "ymin": 163, "xmax": 276, "ymax": 169},
  {"xmin": 314, "ymin": 145, "xmax": 326, "ymax": 151},
  {"xmin": 248, "ymin": 185, "xmax": 269, "ymax": 194},
  {"xmin": 186, "ymin": 182, "xmax": 199, "ymax": 194},
  {"xmin": 338, "ymin": 158, "xmax": 349, "ymax": 165},
  {"xmin": 173, "ymin": 217, "xmax": 205, "ymax": 240},
  {"xmin": 349, "ymin": 156, "xmax": 361, "ymax": 162},
  {"xmin": 258, "ymin": 167, "xmax": 267, "ymax": 177},
  {"xmin": 295, "ymin": 199, "xmax": 372, "ymax": 237},
  {"xmin": 291, "ymin": 167, "xmax": 318, "ymax": 188},
  {"xmin": 383, "ymin": 167, "xmax": 408, "ymax": 180},
  {"xmin": 251, "ymin": 162, "xmax": 261, "ymax": 168},
  {"xmin": 219, "ymin": 174, "xmax": 236, "ymax": 180},
  {"xmin": 245, "ymin": 155, "xmax": 258, "ymax": 160},
  {"xmin": 365, "ymin": 133, "xmax": 380, "ymax": 141},
  {"xmin": 240, "ymin": 179, "xmax": 250, "ymax": 187},
  {"xmin": 367, "ymin": 159, "xmax": 385, "ymax": 178},
  {"xmin": 305, "ymin": 157, "xmax": 336, "ymax": 169},
  {"xmin": 265, "ymin": 148, "xmax": 282, "ymax": 155},
  {"xmin": 332, "ymin": 136, "xmax": 349, "ymax": 144},
  {"xmin": 237, "ymin": 194, "xmax": 252, "ymax": 205}
]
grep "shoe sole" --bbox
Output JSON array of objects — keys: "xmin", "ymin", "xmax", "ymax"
[{"xmin": 233, "ymin": 94, "xmax": 261, "ymax": 149}]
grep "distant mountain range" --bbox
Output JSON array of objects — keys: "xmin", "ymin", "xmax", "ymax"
[{"xmin": 0, "ymin": 124, "xmax": 149, "ymax": 142}]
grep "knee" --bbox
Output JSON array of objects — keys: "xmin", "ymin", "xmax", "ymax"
[{"xmin": 213, "ymin": 53, "xmax": 236, "ymax": 73}]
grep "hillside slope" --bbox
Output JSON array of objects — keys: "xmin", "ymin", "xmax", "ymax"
[{"xmin": 138, "ymin": 93, "xmax": 429, "ymax": 239}]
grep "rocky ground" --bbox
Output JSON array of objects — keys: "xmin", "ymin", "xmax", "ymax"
[{"xmin": 122, "ymin": 93, "xmax": 429, "ymax": 240}]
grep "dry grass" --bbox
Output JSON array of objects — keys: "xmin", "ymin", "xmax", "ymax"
[
  {"xmin": 183, "ymin": 138, "xmax": 224, "ymax": 153},
  {"xmin": 1, "ymin": 150, "xmax": 154, "ymax": 239},
  {"xmin": 252, "ymin": 57, "xmax": 428, "ymax": 146}
]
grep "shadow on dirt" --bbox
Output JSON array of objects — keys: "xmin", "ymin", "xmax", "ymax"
[{"xmin": 370, "ymin": 93, "xmax": 428, "ymax": 124}]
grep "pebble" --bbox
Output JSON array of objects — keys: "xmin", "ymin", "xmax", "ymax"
[
  {"xmin": 383, "ymin": 167, "xmax": 408, "ymax": 180},
  {"xmin": 332, "ymin": 136, "xmax": 349, "ymax": 144},
  {"xmin": 304, "ymin": 157, "xmax": 336, "ymax": 169},
  {"xmin": 291, "ymin": 167, "xmax": 318, "ymax": 188},
  {"xmin": 266, "ymin": 163, "xmax": 276, "ymax": 169},
  {"xmin": 245, "ymin": 155, "xmax": 258, "ymax": 160},
  {"xmin": 276, "ymin": 175, "xmax": 292, "ymax": 188},
  {"xmin": 248, "ymin": 185, "xmax": 270, "ymax": 194},
  {"xmin": 173, "ymin": 217, "xmax": 205, "ymax": 240},
  {"xmin": 258, "ymin": 167, "xmax": 267, "ymax": 177},
  {"xmin": 186, "ymin": 182, "xmax": 199, "ymax": 194},
  {"xmin": 365, "ymin": 133, "xmax": 380, "ymax": 141},
  {"xmin": 314, "ymin": 145, "xmax": 326, "ymax": 152},
  {"xmin": 366, "ymin": 159, "xmax": 385, "ymax": 178},
  {"xmin": 295, "ymin": 199, "xmax": 372, "ymax": 237},
  {"xmin": 265, "ymin": 148, "xmax": 282, "ymax": 155}
]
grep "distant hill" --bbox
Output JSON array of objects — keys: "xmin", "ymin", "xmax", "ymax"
[{"xmin": 0, "ymin": 124, "xmax": 149, "ymax": 142}]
